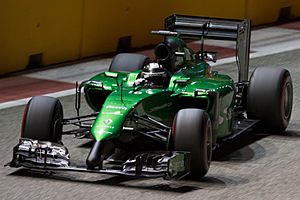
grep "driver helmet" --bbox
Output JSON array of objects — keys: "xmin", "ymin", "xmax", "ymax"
[{"xmin": 141, "ymin": 63, "xmax": 169, "ymax": 88}]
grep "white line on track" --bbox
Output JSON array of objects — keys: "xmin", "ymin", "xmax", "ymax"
[{"xmin": 0, "ymin": 89, "xmax": 75, "ymax": 110}]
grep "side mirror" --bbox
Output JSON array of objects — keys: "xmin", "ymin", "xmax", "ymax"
[
  {"xmin": 172, "ymin": 78, "xmax": 190, "ymax": 91},
  {"xmin": 198, "ymin": 51, "xmax": 217, "ymax": 63},
  {"xmin": 105, "ymin": 72, "xmax": 120, "ymax": 86},
  {"xmin": 173, "ymin": 78, "xmax": 190, "ymax": 85},
  {"xmin": 104, "ymin": 72, "xmax": 119, "ymax": 78}
]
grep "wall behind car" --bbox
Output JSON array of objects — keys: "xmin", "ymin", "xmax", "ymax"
[{"xmin": 1, "ymin": 0, "xmax": 299, "ymax": 74}]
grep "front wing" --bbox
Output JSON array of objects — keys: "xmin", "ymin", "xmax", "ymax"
[{"xmin": 7, "ymin": 138, "xmax": 190, "ymax": 180}]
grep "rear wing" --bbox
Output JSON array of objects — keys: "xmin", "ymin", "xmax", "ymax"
[{"xmin": 165, "ymin": 14, "xmax": 251, "ymax": 82}]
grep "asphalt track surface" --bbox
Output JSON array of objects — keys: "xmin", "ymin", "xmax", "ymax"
[{"xmin": 1, "ymin": 49, "xmax": 300, "ymax": 200}]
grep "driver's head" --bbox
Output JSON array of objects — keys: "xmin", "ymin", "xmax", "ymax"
[{"xmin": 141, "ymin": 63, "xmax": 169, "ymax": 88}]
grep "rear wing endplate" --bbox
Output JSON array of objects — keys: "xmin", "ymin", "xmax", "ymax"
[{"xmin": 165, "ymin": 14, "xmax": 251, "ymax": 82}]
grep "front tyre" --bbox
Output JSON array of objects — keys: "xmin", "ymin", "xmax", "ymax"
[
  {"xmin": 21, "ymin": 96, "xmax": 63, "ymax": 143},
  {"xmin": 172, "ymin": 109, "xmax": 212, "ymax": 178},
  {"xmin": 247, "ymin": 67, "xmax": 293, "ymax": 132}
]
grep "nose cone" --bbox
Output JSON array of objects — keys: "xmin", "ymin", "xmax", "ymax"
[{"xmin": 86, "ymin": 140, "xmax": 114, "ymax": 169}]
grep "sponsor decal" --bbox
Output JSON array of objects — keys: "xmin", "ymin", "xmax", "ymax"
[
  {"xmin": 98, "ymin": 129, "xmax": 113, "ymax": 135},
  {"xmin": 97, "ymin": 125, "xmax": 114, "ymax": 129},
  {"xmin": 104, "ymin": 119, "xmax": 112, "ymax": 125},
  {"xmin": 102, "ymin": 111, "xmax": 124, "ymax": 115}
]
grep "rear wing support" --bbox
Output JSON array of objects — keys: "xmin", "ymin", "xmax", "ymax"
[{"xmin": 164, "ymin": 15, "xmax": 251, "ymax": 82}]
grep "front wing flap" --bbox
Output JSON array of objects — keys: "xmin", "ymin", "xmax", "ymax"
[{"xmin": 7, "ymin": 138, "xmax": 190, "ymax": 180}]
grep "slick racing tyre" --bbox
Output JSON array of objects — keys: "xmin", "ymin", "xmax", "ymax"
[
  {"xmin": 172, "ymin": 109, "xmax": 212, "ymax": 178},
  {"xmin": 109, "ymin": 53, "xmax": 151, "ymax": 72},
  {"xmin": 247, "ymin": 66, "xmax": 293, "ymax": 132},
  {"xmin": 21, "ymin": 96, "xmax": 63, "ymax": 143}
]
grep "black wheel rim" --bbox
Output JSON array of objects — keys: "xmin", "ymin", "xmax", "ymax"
[
  {"xmin": 206, "ymin": 120, "xmax": 212, "ymax": 166},
  {"xmin": 52, "ymin": 103, "xmax": 63, "ymax": 143},
  {"xmin": 283, "ymin": 81, "xmax": 292, "ymax": 121}
]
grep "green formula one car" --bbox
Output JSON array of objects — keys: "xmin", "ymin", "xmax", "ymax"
[{"xmin": 7, "ymin": 15, "xmax": 293, "ymax": 179}]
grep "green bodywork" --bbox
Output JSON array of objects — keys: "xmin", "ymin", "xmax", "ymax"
[{"xmin": 84, "ymin": 37, "xmax": 235, "ymax": 145}]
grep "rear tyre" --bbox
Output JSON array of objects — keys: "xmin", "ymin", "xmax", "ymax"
[
  {"xmin": 109, "ymin": 53, "xmax": 151, "ymax": 72},
  {"xmin": 172, "ymin": 109, "xmax": 212, "ymax": 178},
  {"xmin": 247, "ymin": 67, "xmax": 293, "ymax": 132},
  {"xmin": 22, "ymin": 96, "xmax": 63, "ymax": 143}
]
